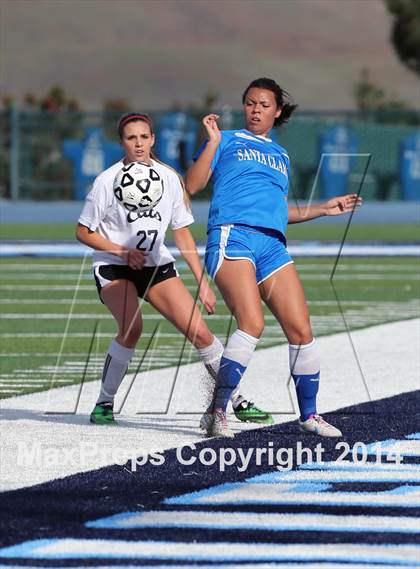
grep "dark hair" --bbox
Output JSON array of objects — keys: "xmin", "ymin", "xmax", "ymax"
[
  {"xmin": 242, "ymin": 78, "xmax": 297, "ymax": 127},
  {"xmin": 117, "ymin": 113, "xmax": 154, "ymax": 138}
]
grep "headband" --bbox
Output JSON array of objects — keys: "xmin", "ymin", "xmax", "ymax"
[{"xmin": 118, "ymin": 113, "xmax": 153, "ymax": 134}]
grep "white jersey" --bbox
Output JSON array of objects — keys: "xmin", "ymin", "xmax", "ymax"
[{"xmin": 78, "ymin": 159, "xmax": 194, "ymax": 268}]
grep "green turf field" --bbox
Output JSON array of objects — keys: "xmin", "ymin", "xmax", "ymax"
[
  {"xmin": 0, "ymin": 255, "xmax": 418, "ymax": 399},
  {"xmin": 1, "ymin": 222, "xmax": 420, "ymax": 242}
]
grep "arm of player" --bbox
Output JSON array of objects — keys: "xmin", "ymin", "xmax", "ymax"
[
  {"xmin": 185, "ymin": 114, "xmax": 221, "ymax": 195},
  {"xmin": 288, "ymin": 193, "xmax": 362, "ymax": 224},
  {"xmin": 75, "ymin": 223, "xmax": 147, "ymax": 270},
  {"xmin": 173, "ymin": 226, "xmax": 217, "ymax": 315}
]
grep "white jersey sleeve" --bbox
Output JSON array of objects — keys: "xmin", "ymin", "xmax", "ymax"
[
  {"xmin": 168, "ymin": 171, "xmax": 194, "ymax": 230},
  {"xmin": 78, "ymin": 162, "xmax": 121, "ymax": 231},
  {"xmin": 78, "ymin": 181, "xmax": 110, "ymax": 232}
]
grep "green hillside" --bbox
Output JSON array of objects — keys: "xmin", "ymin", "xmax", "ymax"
[{"xmin": 1, "ymin": 0, "xmax": 419, "ymax": 111}]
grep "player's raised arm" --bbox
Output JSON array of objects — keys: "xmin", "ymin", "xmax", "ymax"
[
  {"xmin": 185, "ymin": 114, "xmax": 221, "ymax": 195},
  {"xmin": 288, "ymin": 193, "xmax": 362, "ymax": 224}
]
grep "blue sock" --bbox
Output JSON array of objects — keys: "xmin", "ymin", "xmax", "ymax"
[
  {"xmin": 214, "ymin": 356, "xmax": 246, "ymax": 411},
  {"xmin": 292, "ymin": 372, "xmax": 319, "ymax": 421}
]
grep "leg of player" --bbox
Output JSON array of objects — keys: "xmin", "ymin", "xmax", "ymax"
[
  {"xmin": 196, "ymin": 332, "xmax": 272, "ymax": 431},
  {"xmin": 196, "ymin": 344, "xmax": 272, "ymax": 434},
  {"xmin": 90, "ymin": 279, "xmax": 141, "ymax": 425},
  {"xmin": 145, "ymin": 275, "xmax": 226, "ymax": 421},
  {"xmin": 215, "ymin": 260, "xmax": 274, "ymax": 427},
  {"xmin": 206, "ymin": 258, "xmax": 267, "ymax": 437},
  {"xmin": 259, "ymin": 264, "xmax": 342, "ymax": 437},
  {"xmin": 147, "ymin": 272, "xmax": 271, "ymax": 438}
]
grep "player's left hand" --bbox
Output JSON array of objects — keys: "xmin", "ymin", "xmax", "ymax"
[
  {"xmin": 324, "ymin": 193, "xmax": 362, "ymax": 216},
  {"xmin": 199, "ymin": 280, "xmax": 217, "ymax": 315}
]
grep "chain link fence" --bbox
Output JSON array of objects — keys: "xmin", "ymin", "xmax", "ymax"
[{"xmin": 0, "ymin": 108, "xmax": 419, "ymax": 201}]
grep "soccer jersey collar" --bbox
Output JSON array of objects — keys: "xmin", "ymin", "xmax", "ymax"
[{"xmin": 243, "ymin": 129, "xmax": 272, "ymax": 143}]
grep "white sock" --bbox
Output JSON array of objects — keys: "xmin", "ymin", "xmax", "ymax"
[
  {"xmin": 197, "ymin": 335, "xmax": 224, "ymax": 379},
  {"xmin": 229, "ymin": 329, "xmax": 262, "ymax": 407},
  {"xmin": 223, "ymin": 329, "xmax": 259, "ymax": 366},
  {"xmin": 224, "ymin": 330, "xmax": 259, "ymax": 409},
  {"xmin": 289, "ymin": 338, "xmax": 319, "ymax": 375},
  {"xmin": 225, "ymin": 330, "xmax": 259, "ymax": 408},
  {"xmin": 97, "ymin": 340, "xmax": 135, "ymax": 405},
  {"xmin": 289, "ymin": 339, "xmax": 320, "ymax": 420},
  {"xmin": 231, "ymin": 389, "xmax": 246, "ymax": 408},
  {"xmin": 213, "ymin": 329, "xmax": 259, "ymax": 411}
]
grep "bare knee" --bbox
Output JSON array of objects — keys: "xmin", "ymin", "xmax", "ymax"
[
  {"xmin": 287, "ymin": 324, "xmax": 313, "ymax": 346},
  {"xmin": 236, "ymin": 316, "xmax": 265, "ymax": 339}
]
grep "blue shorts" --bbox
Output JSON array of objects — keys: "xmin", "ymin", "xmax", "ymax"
[{"xmin": 205, "ymin": 224, "xmax": 293, "ymax": 284}]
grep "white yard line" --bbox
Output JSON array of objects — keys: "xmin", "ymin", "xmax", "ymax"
[
  {"xmin": 2, "ymin": 243, "xmax": 420, "ymax": 256},
  {"xmin": 0, "ymin": 272, "xmax": 91, "ymax": 278},
  {"xmin": 0, "ymin": 299, "xmax": 416, "ymax": 306},
  {"xmin": 0, "ymin": 299, "xmax": 99, "ymax": 305},
  {"xmin": 3, "ymin": 311, "xmax": 418, "ymax": 321},
  {"xmin": 1, "ymin": 299, "xmax": 418, "ymax": 307},
  {"xmin": 2, "ymin": 262, "xmax": 419, "ymax": 274},
  {"xmin": 2, "ymin": 262, "xmax": 419, "ymax": 269},
  {"xmin": 0, "ymin": 333, "xmax": 183, "ymax": 339},
  {"xmin": 0, "ymin": 285, "xmax": 94, "ymax": 291},
  {"xmin": 0, "ymin": 313, "xmax": 250, "ymax": 320},
  {"xmin": 0, "ymin": 319, "xmax": 418, "ymax": 493},
  {"xmin": 2, "ymin": 272, "xmax": 419, "ymax": 281}
]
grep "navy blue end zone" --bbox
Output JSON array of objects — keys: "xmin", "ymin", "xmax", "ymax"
[{"xmin": 0, "ymin": 391, "xmax": 419, "ymax": 566}]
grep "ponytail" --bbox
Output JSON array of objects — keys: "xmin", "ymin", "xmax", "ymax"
[{"xmin": 275, "ymin": 99, "xmax": 298, "ymax": 127}]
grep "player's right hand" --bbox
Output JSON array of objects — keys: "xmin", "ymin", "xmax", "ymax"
[
  {"xmin": 124, "ymin": 248, "xmax": 148, "ymax": 270},
  {"xmin": 202, "ymin": 114, "xmax": 221, "ymax": 145},
  {"xmin": 198, "ymin": 279, "xmax": 217, "ymax": 315}
]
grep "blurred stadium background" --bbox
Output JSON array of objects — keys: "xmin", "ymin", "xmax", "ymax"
[
  {"xmin": 0, "ymin": 107, "xmax": 419, "ymax": 203},
  {"xmin": 0, "ymin": 1, "xmax": 419, "ymax": 567},
  {"xmin": 1, "ymin": 0, "xmax": 419, "ymax": 210}
]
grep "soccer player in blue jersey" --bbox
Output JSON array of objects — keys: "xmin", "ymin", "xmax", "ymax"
[{"xmin": 186, "ymin": 77, "xmax": 361, "ymax": 438}]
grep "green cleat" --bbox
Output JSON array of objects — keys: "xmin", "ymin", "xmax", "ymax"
[
  {"xmin": 233, "ymin": 400, "xmax": 274, "ymax": 425},
  {"xmin": 90, "ymin": 402, "xmax": 116, "ymax": 425}
]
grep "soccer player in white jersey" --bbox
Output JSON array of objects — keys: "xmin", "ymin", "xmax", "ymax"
[
  {"xmin": 186, "ymin": 78, "xmax": 362, "ymax": 438},
  {"xmin": 77, "ymin": 113, "xmax": 228, "ymax": 425}
]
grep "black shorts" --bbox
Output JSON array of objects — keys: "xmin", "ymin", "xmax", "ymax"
[{"xmin": 93, "ymin": 262, "xmax": 178, "ymax": 302}]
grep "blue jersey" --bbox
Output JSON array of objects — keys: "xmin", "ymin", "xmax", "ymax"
[{"xmin": 196, "ymin": 129, "xmax": 290, "ymax": 236}]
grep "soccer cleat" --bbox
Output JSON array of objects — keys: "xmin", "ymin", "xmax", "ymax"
[
  {"xmin": 233, "ymin": 400, "xmax": 274, "ymax": 425},
  {"xmin": 299, "ymin": 414, "xmax": 342, "ymax": 437},
  {"xmin": 208, "ymin": 409, "xmax": 234, "ymax": 438},
  {"xmin": 90, "ymin": 402, "xmax": 115, "ymax": 425}
]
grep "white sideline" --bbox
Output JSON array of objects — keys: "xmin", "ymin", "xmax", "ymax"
[
  {"xmin": 1, "ymin": 242, "xmax": 420, "ymax": 257},
  {"xmin": 0, "ymin": 319, "xmax": 418, "ymax": 493}
]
